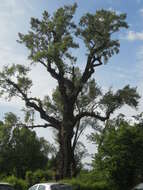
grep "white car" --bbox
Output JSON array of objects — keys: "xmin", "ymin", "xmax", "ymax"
[
  {"xmin": 133, "ymin": 183, "xmax": 143, "ymax": 190},
  {"xmin": 0, "ymin": 183, "xmax": 15, "ymax": 190},
  {"xmin": 28, "ymin": 183, "xmax": 72, "ymax": 190}
]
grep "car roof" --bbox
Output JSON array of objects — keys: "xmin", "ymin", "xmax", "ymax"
[
  {"xmin": 0, "ymin": 183, "xmax": 12, "ymax": 185},
  {"xmin": 134, "ymin": 183, "xmax": 143, "ymax": 189},
  {"xmin": 33, "ymin": 183, "xmax": 70, "ymax": 187}
]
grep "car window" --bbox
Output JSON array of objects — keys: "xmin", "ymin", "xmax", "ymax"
[
  {"xmin": 51, "ymin": 185, "xmax": 72, "ymax": 190},
  {"xmin": 0, "ymin": 185, "xmax": 15, "ymax": 190},
  {"xmin": 29, "ymin": 185, "xmax": 38, "ymax": 190},
  {"xmin": 38, "ymin": 185, "xmax": 46, "ymax": 190}
]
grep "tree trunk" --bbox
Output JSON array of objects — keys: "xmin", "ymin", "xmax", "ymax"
[
  {"xmin": 57, "ymin": 129, "xmax": 64, "ymax": 179},
  {"xmin": 57, "ymin": 121, "xmax": 74, "ymax": 179},
  {"xmin": 63, "ymin": 130, "xmax": 73, "ymax": 178},
  {"xmin": 71, "ymin": 148, "xmax": 77, "ymax": 177}
]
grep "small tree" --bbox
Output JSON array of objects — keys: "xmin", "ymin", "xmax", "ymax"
[
  {"xmin": 0, "ymin": 4, "xmax": 140, "ymax": 178},
  {"xmin": 91, "ymin": 116, "xmax": 143, "ymax": 190}
]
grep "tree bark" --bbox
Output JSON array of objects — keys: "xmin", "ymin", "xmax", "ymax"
[
  {"xmin": 57, "ymin": 118, "xmax": 74, "ymax": 179},
  {"xmin": 57, "ymin": 129, "xmax": 64, "ymax": 179},
  {"xmin": 71, "ymin": 148, "xmax": 77, "ymax": 177},
  {"xmin": 63, "ymin": 130, "xmax": 73, "ymax": 178}
]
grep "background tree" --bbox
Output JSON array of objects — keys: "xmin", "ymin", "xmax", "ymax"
[
  {"xmin": 90, "ymin": 116, "xmax": 143, "ymax": 190},
  {"xmin": 0, "ymin": 112, "xmax": 55, "ymax": 179},
  {"xmin": 0, "ymin": 4, "xmax": 140, "ymax": 178}
]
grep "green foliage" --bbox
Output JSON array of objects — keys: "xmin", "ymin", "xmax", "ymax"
[
  {"xmin": 0, "ymin": 113, "xmax": 55, "ymax": 178},
  {"xmin": 25, "ymin": 171, "xmax": 33, "ymax": 187},
  {"xmin": 74, "ymin": 142, "xmax": 88, "ymax": 172},
  {"xmin": 77, "ymin": 9, "xmax": 128, "ymax": 62},
  {"xmin": 3, "ymin": 175, "xmax": 28, "ymax": 190},
  {"xmin": 10, "ymin": 127, "xmax": 48, "ymax": 178},
  {"xmin": 100, "ymin": 85, "xmax": 140, "ymax": 115},
  {"xmin": 18, "ymin": 4, "xmax": 78, "ymax": 65},
  {"xmin": 62, "ymin": 177, "xmax": 110, "ymax": 190},
  {"xmin": 15, "ymin": 3, "xmax": 128, "ymax": 81},
  {"xmin": 25, "ymin": 170, "xmax": 53, "ymax": 186},
  {"xmin": 52, "ymin": 87, "xmax": 64, "ymax": 116},
  {"xmin": 77, "ymin": 79, "xmax": 102, "ymax": 109},
  {"xmin": 22, "ymin": 108, "xmax": 35, "ymax": 125},
  {"xmin": 91, "ymin": 118, "xmax": 143, "ymax": 190},
  {"xmin": 2, "ymin": 169, "xmax": 53, "ymax": 190},
  {"xmin": 0, "ymin": 64, "xmax": 32, "ymax": 100}
]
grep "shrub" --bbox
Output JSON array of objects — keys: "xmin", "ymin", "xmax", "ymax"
[
  {"xmin": 3, "ymin": 175, "xmax": 28, "ymax": 190},
  {"xmin": 25, "ymin": 169, "xmax": 53, "ymax": 187},
  {"xmin": 62, "ymin": 178, "xmax": 110, "ymax": 190},
  {"xmin": 25, "ymin": 171, "xmax": 33, "ymax": 187}
]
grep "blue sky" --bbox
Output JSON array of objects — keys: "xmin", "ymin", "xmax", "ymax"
[{"xmin": 0, "ymin": 0, "xmax": 143, "ymax": 162}]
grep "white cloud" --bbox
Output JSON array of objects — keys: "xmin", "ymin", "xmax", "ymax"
[
  {"xmin": 137, "ymin": 0, "xmax": 141, "ymax": 3},
  {"xmin": 139, "ymin": 8, "xmax": 143, "ymax": 16},
  {"xmin": 122, "ymin": 31, "xmax": 143, "ymax": 41},
  {"xmin": 108, "ymin": 7, "xmax": 121, "ymax": 15}
]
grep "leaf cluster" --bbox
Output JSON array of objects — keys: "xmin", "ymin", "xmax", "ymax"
[{"xmin": 0, "ymin": 64, "xmax": 32, "ymax": 100}]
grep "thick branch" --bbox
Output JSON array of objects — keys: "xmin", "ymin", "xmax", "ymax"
[
  {"xmin": 6, "ymin": 79, "xmax": 61, "ymax": 129},
  {"xmin": 38, "ymin": 59, "xmax": 74, "ymax": 103},
  {"xmin": 93, "ymin": 56, "xmax": 103, "ymax": 67},
  {"xmin": 39, "ymin": 60, "xmax": 60, "ymax": 80},
  {"xmin": 75, "ymin": 111, "xmax": 110, "ymax": 123},
  {"xmin": 73, "ymin": 57, "xmax": 103, "ymax": 103},
  {"xmin": 6, "ymin": 79, "xmax": 27, "ymax": 99},
  {"xmin": 19, "ymin": 123, "xmax": 54, "ymax": 129},
  {"xmin": 25, "ymin": 100, "xmax": 60, "ymax": 129},
  {"xmin": 73, "ymin": 42, "xmax": 108, "ymax": 102},
  {"xmin": 72, "ymin": 120, "xmax": 80, "ymax": 151}
]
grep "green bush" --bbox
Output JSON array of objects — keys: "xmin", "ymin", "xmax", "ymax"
[
  {"xmin": 25, "ymin": 169, "xmax": 53, "ymax": 187},
  {"xmin": 62, "ymin": 178, "xmax": 110, "ymax": 190},
  {"xmin": 3, "ymin": 175, "xmax": 28, "ymax": 190},
  {"xmin": 25, "ymin": 171, "xmax": 33, "ymax": 187}
]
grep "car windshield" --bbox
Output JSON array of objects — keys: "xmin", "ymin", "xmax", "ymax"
[
  {"xmin": 51, "ymin": 184, "xmax": 72, "ymax": 190},
  {"xmin": 28, "ymin": 185, "xmax": 38, "ymax": 190},
  {"xmin": 0, "ymin": 185, "xmax": 15, "ymax": 190},
  {"xmin": 134, "ymin": 183, "xmax": 143, "ymax": 190}
]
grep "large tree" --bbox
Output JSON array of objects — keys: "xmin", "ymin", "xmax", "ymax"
[{"xmin": 0, "ymin": 4, "xmax": 140, "ymax": 178}]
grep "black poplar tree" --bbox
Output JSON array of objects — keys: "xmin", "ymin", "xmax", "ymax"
[{"xmin": 0, "ymin": 4, "xmax": 140, "ymax": 178}]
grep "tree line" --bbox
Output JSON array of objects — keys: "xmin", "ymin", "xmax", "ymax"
[{"xmin": 1, "ymin": 112, "xmax": 143, "ymax": 190}]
